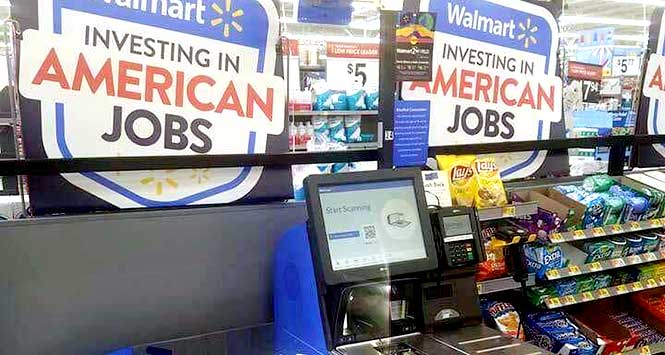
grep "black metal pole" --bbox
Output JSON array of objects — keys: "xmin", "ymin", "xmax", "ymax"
[{"xmin": 378, "ymin": 10, "xmax": 398, "ymax": 169}]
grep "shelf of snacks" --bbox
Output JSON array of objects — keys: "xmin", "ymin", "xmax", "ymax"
[
  {"xmin": 542, "ymin": 277, "xmax": 665, "ymax": 309},
  {"xmin": 545, "ymin": 249, "xmax": 665, "ymax": 281},
  {"xmin": 290, "ymin": 110, "xmax": 379, "ymax": 116},
  {"xmin": 477, "ymin": 274, "xmax": 536, "ymax": 295},
  {"xmin": 620, "ymin": 343, "xmax": 665, "ymax": 355},
  {"xmin": 291, "ymin": 142, "xmax": 379, "ymax": 152},
  {"xmin": 546, "ymin": 219, "xmax": 665, "ymax": 244},
  {"xmin": 477, "ymin": 201, "xmax": 539, "ymax": 222}
]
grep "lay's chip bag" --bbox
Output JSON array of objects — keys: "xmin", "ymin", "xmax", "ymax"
[
  {"xmin": 472, "ymin": 157, "xmax": 508, "ymax": 208},
  {"xmin": 437, "ymin": 155, "xmax": 477, "ymax": 207}
]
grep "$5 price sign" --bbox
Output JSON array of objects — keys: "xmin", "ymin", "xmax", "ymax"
[{"xmin": 326, "ymin": 42, "xmax": 379, "ymax": 90}]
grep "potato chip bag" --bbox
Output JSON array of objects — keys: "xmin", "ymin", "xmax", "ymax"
[
  {"xmin": 436, "ymin": 155, "xmax": 477, "ymax": 207},
  {"xmin": 472, "ymin": 157, "xmax": 507, "ymax": 208}
]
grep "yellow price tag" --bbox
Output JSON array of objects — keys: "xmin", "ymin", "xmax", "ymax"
[
  {"xmin": 547, "ymin": 297, "xmax": 561, "ymax": 308},
  {"xmin": 598, "ymin": 288, "xmax": 611, "ymax": 298},
  {"xmin": 573, "ymin": 230, "xmax": 586, "ymax": 239},
  {"xmin": 650, "ymin": 219, "xmax": 662, "ymax": 228},
  {"xmin": 581, "ymin": 292, "xmax": 594, "ymax": 302},
  {"xmin": 477, "ymin": 283, "xmax": 482, "ymax": 294},
  {"xmin": 592, "ymin": 227, "xmax": 605, "ymax": 237},
  {"xmin": 644, "ymin": 252, "xmax": 658, "ymax": 262},
  {"xmin": 630, "ymin": 221, "xmax": 642, "ymax": 230},
  {"xmin": 628, "ymin": 255, "xmax": 642, "ymax": 264},
  {"xmin": 611, "ymin": 258, "xmax": 626, "ymax": 268},
  {"xmin": 660, "ymin": 217, "xmax": 665, "ymax": 225},
  {"xmin": 647, "ymin": 279, "xmax": 658, "ymax": 288},
  {"xmin": 546, "ymin": 269, "xmax": 561, "ymax": 279},
  {"xmin": 616, "ymin": 285, "xmax": 628, "ymax": 294},
  {"xmin": 550, "ymin": 233, "xmax": 564, "ymax": 243},
  {"xmin": 610, "ymin": 224, "xmax": 624, "ymax": 233},
  {"xmin": 640, "ymin": 345, "xmax": 652, "ymax": 355},
  {"xmin": 589, "ymin": 262, "xmax": 602, "ymax": 272},
  {"xmin": 563, "ymin": 295, "xmax": 576, "ymax": 305},
  {"xmin": 502, "ymin": 205, "xmax": 516, "ymax": 217},
  {"xmin": 633, "ymin": 282, "xmax": 644, "ymax": 291},
  {"xmin": 568, "ymin": 265, "xmax": 582, "ymax": 276},
  {"xmin": 660, "ymin": 276, "xmax": 665, "ymax": 286}
]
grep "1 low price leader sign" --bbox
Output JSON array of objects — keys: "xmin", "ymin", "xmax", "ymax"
[{"xmin": 402, "ymin": 0, "xmax": 562, "ymax": 180}]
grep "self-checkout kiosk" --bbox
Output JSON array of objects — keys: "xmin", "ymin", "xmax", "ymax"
[{"xmin": 274, "ymin": 168, "xmax": 549, "ymax": 355}]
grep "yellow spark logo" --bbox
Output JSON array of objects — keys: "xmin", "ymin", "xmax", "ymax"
[
  {"xmin": 140, "ymin": 171, "xmax": 179, "ymax": 196},
  {"xmin": 210, "ymin": 0, "xmax": 244, "ymax": 38},
  {"xmin": 190, "ymin": 168, "xmax": 211, "ymax": 184}
]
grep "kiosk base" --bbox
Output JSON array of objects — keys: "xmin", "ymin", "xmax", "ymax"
[{"xmin": 334, "ymin": 325, "xmax": 552, "ymax": 355}]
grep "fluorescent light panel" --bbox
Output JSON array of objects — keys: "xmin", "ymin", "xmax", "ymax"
[{"xmin": 559, "ymin": 15, "xmax": 650, "ymax": 27}]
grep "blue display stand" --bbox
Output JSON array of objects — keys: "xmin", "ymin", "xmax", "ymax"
[{"xmin": 273, "ymin": 223, "xmax": 328, "ymax": 355}]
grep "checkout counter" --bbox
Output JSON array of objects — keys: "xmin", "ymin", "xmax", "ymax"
[{"xmin": 274, "ymin": 168, "xmax": 549, "ymax": 355}]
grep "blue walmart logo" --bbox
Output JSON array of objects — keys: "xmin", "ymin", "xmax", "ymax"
[{"xmin": 210, "ymin": 0, "xmax": 245, "ymax": 38}]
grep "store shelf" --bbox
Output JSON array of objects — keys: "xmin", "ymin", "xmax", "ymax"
[
  {"xmin": 477, "ymin": 274, "xmax": 536, "ymax": 295},
  {"xmin": 620, "ymin": 342, "xmax": 665, "ymax": 355},
  {"xmin": 290, "ymin": 110, "xmax": 379, "ymax": 116},
  {"xmin": 477, "ymin": 201, "xmax": 538, "ymax": 222},
  {"xmin": 546, "ymin": 218, "xmax": 665, "ymax": 244},
  {"xmin": 300, "ymin": 65, "xmax": 325, "ymax": 71},
  {"xmin": 543, "ymin": 277, "xmax": 665, "ymax": 309},
  {"xmin": 290, "ymin": 142, "xmax": 379, "ymax": 152},
  {"xmin": 545, "ymin": 250, "xmax": 665, "ymax": 281}
]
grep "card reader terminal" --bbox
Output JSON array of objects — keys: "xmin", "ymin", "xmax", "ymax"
[{"xmin": 430, "ymin": 207, "xmax": 483, "ymax": 268}]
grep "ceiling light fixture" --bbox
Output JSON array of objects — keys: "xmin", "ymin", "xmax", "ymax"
[{"xmin": 558, "ymin": 15, "xmax": 650, "ymax": 27}]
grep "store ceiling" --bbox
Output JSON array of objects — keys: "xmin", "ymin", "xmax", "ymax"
[{"xmin": 562, "ymin": 0, "xmax": 659, "ymax": 42}]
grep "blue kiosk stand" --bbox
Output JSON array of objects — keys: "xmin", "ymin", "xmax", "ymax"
[{"xmin": 274, "ymin": 169, "xmax": 551, "ymax": 355}]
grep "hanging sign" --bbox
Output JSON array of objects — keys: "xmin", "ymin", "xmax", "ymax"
[
  {"xmin": 613, "ymin": 56, "xmax": 641, "ymax": 77},
  {"xmin": 568, "ymin": 62, "xmax": 602, "ymax": 104},
  {"xmin": 394, "ymin": 12, "xmax": 436, "ymax": 81},
  {"xmin": 17, "ymin": 0, "xmax": 286, "ymax": 213},
  {"xmin": 325, "ymin": 42, "xmax": 379, "ymax": 91},
  {"xmin": 401, "ymin": 0, "xmax": 562, "ymax": 180},
  {"xmin": 393, "ymin": 100, "xmax": 431, "ymax": 167}
]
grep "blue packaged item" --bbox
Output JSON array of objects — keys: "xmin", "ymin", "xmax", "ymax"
[
  {"xmin": 344, "ymin": 116, "xmax": 362, "ymax": 143},
  {"xmin": 567, "ymin": 340, "xmax": 599, "ymax": 355},
  {"xmin": 523, "ymin": 244, "xmax": 566, "ymax": 279},
  {"xmin": 312, "ymin": 116, "xmax": 330, "ymax": 144},
  {"xmin": 346, "ymin": 88, "xmax": 367, "ymax": 110},
  {"xmin": 555, "ymin": 185, "xmax": 580, "ymax": 195},
  {"xmin": 328, "ymin": 116, "xmax": 346, "ymax": 143},
  {"xmin": 593, "ymin": 273, "xmax": 613, "ymax": 290},
  {"xmin": 609, "ymin": 185, "xmax": 632, "ymax": 197},
  {"xmin": 365, "ymin": 91, "xmax": 379, "ymax": 110},
  {"xmin": 625, "ymin": 235, "xmax": 644, "ymax": 256},
  {"xmin": 554, "ymin": 279, "xmax": 577, "ymax": 296},
  {"xmin": 313, "ymin": 90, "xmax": 333, "ymax": 111},
  {"xmin": 624, "ymin": 196, "xmax": 650, "ymax": 221},
  {"xmin": 529, "ymin": 311, "xmax": 567, "ymax": 323},
  {"xmin": 582, "ymin": 195, "xmax": 606, "ymax": 228},
  {"xmin": 330, "ymin": 92, "xmax": 348, "ymax": 110}
]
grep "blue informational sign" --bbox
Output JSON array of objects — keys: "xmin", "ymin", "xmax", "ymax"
[
  {"xmin": 402, "ymin": 0, "xmax": 562, "ymax": 180},
  {"xmin": 16, "ymin": 0, "xmax": 289, "ymax": 214},
  {"xmin": 298, "ymin": 0, "xmax": 353, "ymax": 25},
  {"xmin": 393, "ymin": 101, "xmax": 431, "ymax": 167}
]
